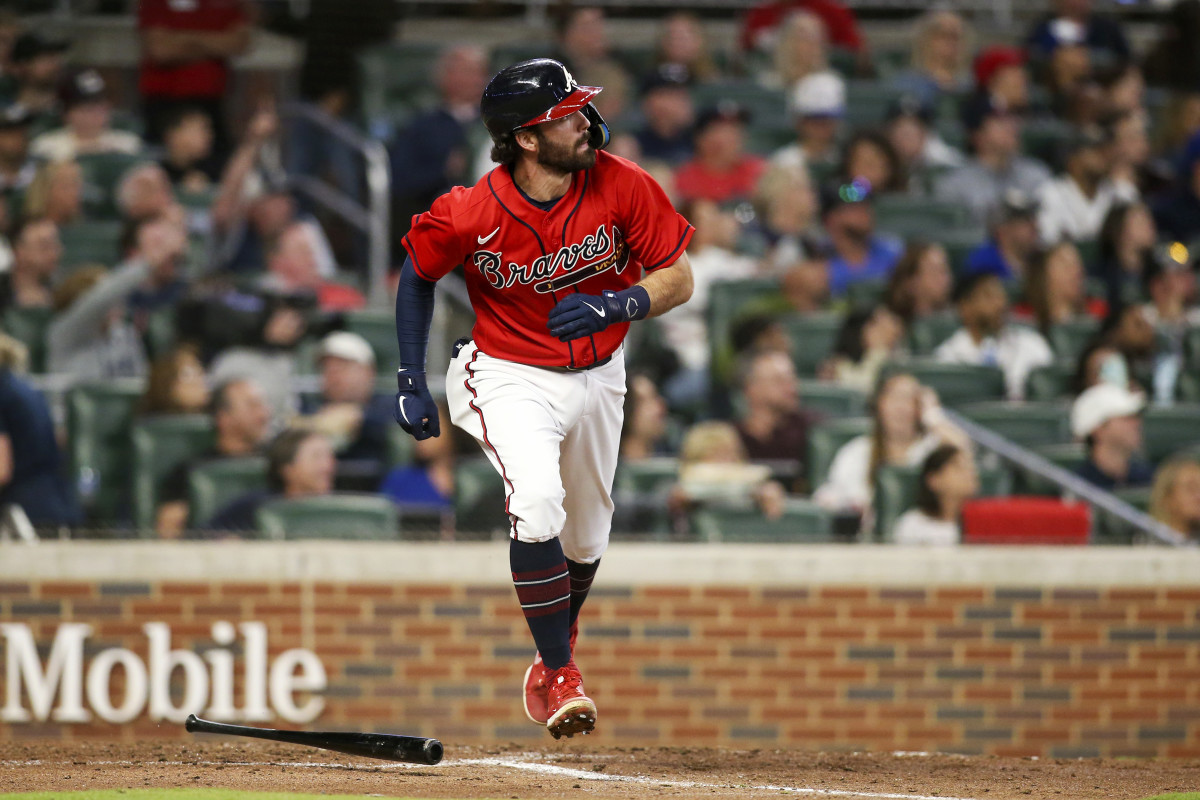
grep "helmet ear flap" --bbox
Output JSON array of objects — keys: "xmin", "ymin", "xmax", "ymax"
[{"xmin": 582, "ymin": 103, "xmax": 610, "ymax": 151}]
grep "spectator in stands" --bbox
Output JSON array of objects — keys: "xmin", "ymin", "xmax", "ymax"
[
  {"xmin": 1037, "ymin": 124, "xmax": 1138, "ymax": 245},
  {"xmin": 815, "ymin": 372, "xmax": 968, "ymax": 527},
  {"xmin": 46, "ymin": 215, "xmax": 183, "ymax": 380},
  {"xmin": 260, "ymin": 222, "xmax": 364, "ymax": 312},
  {"xmin": 884, "ymin": 95, "xmax": 963, "ymax": 182},
  {"xmin": 394, "ymin": 45, "xmax": 489, "ymax": 236},
  {"xmin": 0, "ymin": 103, "xmax": 35, "ymax": 207},
  {"xmin": 1098, "ymin": 303, "xmax": 1159, "ymax": 395},
  {"xmin": 965, "ymin": 189, "xmax": 1041, "ymax": 283},
  {"xmin": 1073, "ymin": 339, "xmax": 1132, "ymax": 395},
  {"xmin": 1097, "ymin": 201, "xmax": 1156, "ymax": 307},
  {"xmin": 748, "ymin": 163, "xmax": 818, "ymax": 273},
  {"xmin": 30, "ymin": 70, "xmax": 142, "ymax": 162},
  {"xmin": 159, "ymin": 106, "xmax": 217, "ymax": 191},
  {"xmin": 0, "ymin": 333, "xmax": 80, "ymax": 528},
  {"xmin": 892, "ymin": 443, "xmax": 979, "ymax": 546},
  {"xmin": 552, "ymin": 6, "xmax": 628, "ymax": 87},
  {"xmin": 764, "ymin": 10, "xmax": 830, "ymax": 90},
  {"xmin": 735, "ymin": 349, "xmax": 822, "ymax": 492},
  {"xmin": 1107, "ymin": 109, "xmax": 1152, "ymax": 193},
  {"xmin": 116, "ymin": 163, "xmax": 177, "ymax": 223},
  {"xmin": 1072, "ymin": 382, "xmax": 1152, "ymax": 490},
  {"xmin": 884, "ymin": 240, "xmax": 954, "ymax": 324},
  {"xmin": 890, "ymin": 9, "xmax": 971, "ymax": 104},
  {"xmin": 154, "ymin": 376, "xmax": 270, "ymax": 537},
  {"xmin": 675, "ymin": 420, "xmax": 786, "ymax": 520},
  {"xmin": 23, "ymin": 159, "xmax": 83, "ymax": 227},
  {"xmin": 1025, "ymin": 0, "xmax": 1130, "ymax": 76},
  {"xmin": 138, "ymin": 0, "xmax": 251, "ymax": 162},
  {"xmin": 1143, "ymin": 0, "xmax": 1200, "ymax": 92},
  {"xmin": 0, "ymin": 217, "xmax": 60, "ymax": 311},
  {"xmin": 138, "ymin": 344, "xmax": 210, "ymax": 416},
  {"xmin": 838, "ymin": 129, "xmax": 905, "ymax": 195},
  {"xmin": 936, "ymin": 92, "xmax": 1051, "ymax": 228},
  {"xmin": 740, "ymin": 0, "xmax": 867, "ymax": 75},
  {"xmin": 1142, "ymin": 245, "xmax": 1200, "ymax": 343},
  {"xmin": 0, "ymin": 12, "xmax": 22, "ymax": 97},
  {"xmin": 936, "ymin": 272, "xmax": 1054, "ymax": 400},
  {"xmin": 772, "ymin": 71, "xmax": 844, "ymax": 172},
  {"xmin": 296, "ymin": 331, "xmax": 391, "ymax": 468},
  {"xmin": 823, "ymin": 305, "xmax": 905, "ymax": 395},
  {"xmin": 658, "ymin": 199, "xmax": 759, "ymax": 407},
  {"xmin": 206, "ymin": 428, "xmax": 335, "ymax": 533},
  {"xmin": 620, "ymin": 373, "xmax": 671, "ymax": 461},
  {"xmin": 1150, "ymin": 456, "xmax": 1200, "ymax": 541},
  {"xmin": 1021, "ymin": 240, "xmax": 1101, "ymax": 334},
  {"xmin": 651, "ymin": 12, "xmax": 718, "ymax": 84},
  {"xmin": 8, "ymin": 32, "xmax": 68, "ymax": 130},
  {"xmin": 818, "ymin": 180, "xmax": 903, "ymax": 298},
  {"xmin": 1151, "ymin": 131, "xmax": 1200, "ymax": 244},
  {"xmin": 972, "ymin": 45, "xmax": 1029, "ymax": 112},
  {"xmin": 633, "ymin": 65, "xmax": 695, "ymax": 168},
  {"xmin": 675, "ymin": 103, "xmax": 766, "ymax": 204}
]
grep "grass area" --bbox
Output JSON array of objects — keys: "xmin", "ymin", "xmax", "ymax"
[
  {"xmin": 1141, "ymin": 795, "xmax": 1200, "ymax": 800},
  {"xmin": 1, "ymin": 794, "xmax": 390, "ymax": 800}
]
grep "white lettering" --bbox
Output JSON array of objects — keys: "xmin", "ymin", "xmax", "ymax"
[
  {"xmin": 1, "ymin": 623, "xmax": 91, "ymax": 723},
  {"xmin": 269, "ymin": 649, "xmax": 327, "ymax": 723},
  {"xmin": 86, "ymin": 648, "xmax": 147, "ymax": 723},
  {"xmin": 203, "ymin": 621, "xmax": 238, "ymax": 721},
  {"xmin": 240, "ymin": 622, "xmax": 271, "ymax": 722},
  {"xmin": 145, "ymin": 622, "xmax": 208, "ymax": 723}
]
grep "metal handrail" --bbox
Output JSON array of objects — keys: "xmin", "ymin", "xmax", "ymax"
[
  {"xmin": 944, "ymin": 409, "xmax": 1191, "ymax": 548},
  {"xmin": 278, "ymin": 102, "xmax": 392, "ymax": 310}
]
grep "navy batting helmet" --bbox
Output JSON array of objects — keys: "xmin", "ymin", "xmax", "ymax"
[{"xmin": 480, "ymin": 58, "xmax": 611, "ymax": 152}]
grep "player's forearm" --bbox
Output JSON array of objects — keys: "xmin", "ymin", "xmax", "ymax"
[
  {"xmin": 637, "ymin": 252, "xmax": 693, "ymax": 320},
  {"xmin": 395, "ymin": 258, "xmax": 437, "ymax": 372}
]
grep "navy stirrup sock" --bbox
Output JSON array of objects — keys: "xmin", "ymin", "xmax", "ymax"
[
  {"xmin": 566, "ymin": 558, "xmax": 601, "ymax": 629},
  {"xmin": 510, "ymin": 538, "xmax": 572, "ymax": 670}
]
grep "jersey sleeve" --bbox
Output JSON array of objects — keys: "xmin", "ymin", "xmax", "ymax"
[
  {"xmin": 619, "ymin": 161, "xmax": 694, "ymax": 273},
  {"xmin": 400, "ymin": 189, "xmax": 470, "ymax": 282},
  {"xmin": 138, "ymin": 0, "xmax": 169, "ymax": 28}
]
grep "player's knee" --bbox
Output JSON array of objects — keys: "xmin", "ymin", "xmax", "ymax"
[{"xmin": 510, "ymin": 486, "xmax": 566, "ymax": 542}]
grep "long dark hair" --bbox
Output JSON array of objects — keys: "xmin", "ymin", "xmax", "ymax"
[
  {"xmin": 884, "ymin": 239, "xmax": 935, "ymax": 322},
  {"xmin": 838, "ymin": 129, "xmax": 905, "ymax": 193},
  {"xmin": 831, "ymin": 307, "xmax": 875, "ymax": 363},
  {"xmin": 915, "ymin": 443, "xmax": 962, "ymax": 518}
]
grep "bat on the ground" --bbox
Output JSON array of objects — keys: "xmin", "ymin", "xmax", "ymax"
[{"xmin": 184, "ymin": 714, "xmax": 443, "ymax": 765}]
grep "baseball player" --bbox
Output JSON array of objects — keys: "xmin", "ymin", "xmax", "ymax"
[{"xmin": 393, "ymin": 58, "xmax": 694, "ymax": 739}]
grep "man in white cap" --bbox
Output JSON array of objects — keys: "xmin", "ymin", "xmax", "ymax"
[
  {"xmin": 296, "ymin": 331, "xmax": 391, "ymax": 478},
  {"xmin": 1071, "ymin": 382, "xmax": 1153, "ymax": 491},
  {"xmin": 771, "ymin": 70, "xmax": 845, "ymax": 172}
]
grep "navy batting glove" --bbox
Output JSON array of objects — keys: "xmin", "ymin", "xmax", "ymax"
[
  {"xmin": 394, "ymin": 369, "xmax": 440, "ymax": 440},
  {"xmin": 547, "ymin": 287, "xmax": 650, "ymax": 342}
]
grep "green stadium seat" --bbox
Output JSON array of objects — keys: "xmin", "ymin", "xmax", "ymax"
[
  {"xmin": 781, "ymin": 312, "xmax": 843, "ymax": 377},
  {"xmin": 844, "ymin": 279, "xmax": 887, "ymax": 308},
  {"xmin": 691, "ymin": 498, "xmax": 834, "ymax": 543},
  {"xmin": 614, "ymin": 457, "xmax": 679, "ymax": 496},
  {"xmin": 58, "ymin": 220, "xmax": 124, "ymax": 270},
  {"xmin": 1093, "ymin": 486, "xmax": 1153, "ymax": 546},
  {"xmin": 807, "ymin": 416, "xmax": 872, "ymax": 489},
  {"xmin": 798, "ymin": 383, "xmax": 867, "ymax": 418},
  {"xmin": 359, "ymin": 42, "xmax": 444, "ymax": 126},
  {"xmin": 187, "ymin": 457, "xmax": 268, "ymax": 528},
  {"xmin": 66, "ymin": 379, "xmax": 145, "ymax": 525},
  {"xmin": 343, "ymin": 310, "xmax": 399, "ymax": 376},
  {"xmin": 1018, "ymin": 442, "xmax": 1088, "ymax": 496},
  {"xmin": 1025, "ymin": 361, "xmax": 1075, "ymax": 401},
  {"xmin": 958, "ymin": 401, "xmax": 1072, "ymax": 447},
  {"xmin": 131, "ymin": 415, "xmax": 215, "ymax": 534},
  {"xmin": 908, "ymin": 313, "xmax": 960, "ymax": 356},
  {"xmin": 1178, "ymin": 370, "xmax": 1200, "ymax": 404},
  {"xmin": 1142, "ymin": 405, "xmax": 1200, "ymax": 464},
  {"xmin": 690, "ymin": 82, "xmax": 789, "ymax": 131},
  {"xmin": 873, "ymin": 196, "xmax": 972, "ymax": 238},
  {"xmin": 75, "ymin": 152, "xmax": 144, "ymax": 219},
  {"xmin": 2, "ymin": 306, "xmax": 53, "ymax": 373},
  {"xmin": 1048, "ymin": 317, "xmax": 1100, "ymax": 363},
  {"xmin": 1186, "ymin": 326, "xmax": 1200, "ymax": 369},
  {"xmin": 880, "ymin": 360, "xmax": 1007, "ymax": 406},
  {"xmin": 874, "ymin": 462, "xmax": 1010, "ymax": 542},
  {"xmin": 706, "ymin": 277, "xmax": 783, "ymax": 379},
  {"xmin": 936, "ymin": 228, "xmax": 987, "ymax": 273},
  {"xmin": 255, "ymin": 494, "xmax": 399, "ymax": 541},
  {"xmin": 843, "ymin": 80, "xmax": 894, "ymax": 127},
  {"xmin": 454, "ymin": 456, "xmax": 508, "ymax": 538},
  {"xmin": 1020, "ymin": 119, "xmax": 1073, "ymax": 165},
  {"xmin": 612, "ymin": 457, "xmax": 678, "ymax": 538}
]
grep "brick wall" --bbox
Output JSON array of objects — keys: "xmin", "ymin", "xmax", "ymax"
[{"xmin": 2, "ymin": 550, "xmax": 1198, "ymax": 757}]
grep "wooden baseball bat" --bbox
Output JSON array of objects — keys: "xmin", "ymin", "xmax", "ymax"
[{"xmin": 185, "ymin": 714, "xmax": 443, "ymax": 765}]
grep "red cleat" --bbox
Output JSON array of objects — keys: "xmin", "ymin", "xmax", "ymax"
[
  {"xmin": 523, "ymin": 623, "xmax": 578, "ymax": 725},
  {"xmin": 544, "ymin": 660, "xmax": 596, "ymax": 739}
]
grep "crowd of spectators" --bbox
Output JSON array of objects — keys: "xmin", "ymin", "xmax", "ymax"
[{"xmin": 1, "ymin": 1, "xmax": 1199, "ymax": 545}]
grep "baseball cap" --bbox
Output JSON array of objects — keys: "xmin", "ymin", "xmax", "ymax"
[
  {"xmin": 0, "ymin": 103, "xmax": 32, "ymax": 130},
  {"xmin": 961, "ymin": 91, "xmax": 1015, "ymax": 133},
  {"xmin": 973, "ymin": 45, "xmax": 1025, "ymax": 91},
  {"xmin": 60, "ymin": 69, "xmax": 107, "ymax": 109},
  {"xmin": 318, "ymin": 331, "xmax": 375, "ymax": 367},
  {"xmin": 640, "ymin": 63, "xmax": 692, "ymax": 95},
  {"xmin": 1070, "ymin": 383, "xmax": 1145, "ymax": 439},
  {"xmin": 789, "ymin": 71, "xmax": 845, "ymax": 119},
  {"xmin": 886, "ymin": 93, "xmax": 934, "ymax": 126},
  {"xmin": 695, "ymin": 100, "xmax": 751, "ymax": 132},
  {"xmin": 988, "ymin": 188, "xmax": 1039, "ymax": 227},
  {"xmin": 10, "ymin": 32, "xmax": 69, "ymax": 64}
]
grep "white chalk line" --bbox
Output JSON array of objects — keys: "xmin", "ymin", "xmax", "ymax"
[{"xmin": 2, "ymin": 755, "xmax": 981, "ymax": 800}]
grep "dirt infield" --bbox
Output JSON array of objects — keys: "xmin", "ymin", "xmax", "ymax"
[{"xmin": 2, "ymin": 741, "xmax": 1198, "ymax": 799}]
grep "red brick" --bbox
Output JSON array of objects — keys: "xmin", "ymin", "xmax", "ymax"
[
  {"xmin": 610, "ymin": 602, "xmax": 664, "ymax": 620},
  {"xmin": 249, "ymin": 602, "xmax": 303, "ymax": 616},
  {"xmin": 788, "ymin": 686, "xmax": 839, "ymax": 701},
  {"xmin": 1079, "ymin": 686, "xmax": 1131, "ymax": 702},
  {"xmin": 785, "ymin": 725, "xmax": 838, "ymax": 741},
  {"xmin": 1079, "ymin": 608, "xmax": 1127, "ymax": 622},
  {"xmin": 433, "ymin": 644, "xmax": 482, "ymax": 658},
  {"xmin": 37, "ymin": 582, "xmax": 93, "ymax": 597},
  {"xmin": 1140, "ymin": 648, "xmax": 1190, "ymax": 662},
  {"xmin": 816, "ymin": 625, "xmax": 867, "ymax": 642},
  {"xmin": 669, "ymin": 644, "xmax": 720, "ymax": 659},
  {"xmin": 1106, "ymin": 588, "xmax": 1158, "ymax": 601},
  {"xmin": 402, "ymin": 584, "xmax": 456, "ymax": 599},
  {"xmin": 964, "ymin": 686, "xmax": 1013, "ymax": 701},
  {"xmin": 1137, "ymin": 687, "xmax": 1189, "ymax": 701},
  {"xmin": 1051, "ymin": 707, "xmax": 1101, "ymax": 722},
  {"xmin": 730, "ymin": 606, "xmax": 781, "ymax": 620},
  {"xmin": 963, "ymin": 645, "xmax": 1015, "ymax": 661},
  {"xmin": 702, "ymin": 587, "xmax": 751, "ymax": 600},
  {"xmin": 789, "ymin": 606, "xmax": 838, "ymax": 621},
  {"xmin": 763, "ymin": 705, "xmax": 811, "ymax": 722},
  {"xmin": 786, "ymin": 645, "xmax": 838, "ymax": 660},
  {"xmin": 700, "ymin": 624, "xmax": 751, "ymax": 639},
  {"xmin": 640, "ymin": 705, "xmax": 690, "ymax": 720},
  {"xmin": 1109, "ymin": 667, "xmax": 1158, "ymax": 681},
  {"xmin": 1052, "ymin": 666, "xmax": 1101, "ymax": 681},
  {"xmin": 221, "ymin": 582, "xmax": 271, "ymax": 595},
  {"xmin": 192, "ymin": 602, "xmax": 242, "ymax": 617},
  {"xmin": 671, "ymin": 724, "xmax": 720, "ymax": 738},
  {"xmin": 1024, "ymin": 726, "xmax": 1072, "ymax": 742},
  {"xmin": 1136, "ymin": 608, "xmax": 1187, "ymax": 623},
  {"xmin": 852, "ymin": 606, "xmax": 899, "ymax": 621},
  {"xmin": 702, "ymin": 666, "xmax": 750, "ymax": 680},
  {"xmin": 906, "ymin": 607, "xmax": 955, "ymax": 622},
  {"xmin": 760, "ymin": 625, "xmax": 808, "ymax": 640},
  {"xmin": 731, "ymin": 686, "xmax": 780, "ymax": 701},
  {"xmin": 1110, "ymin": 705, "xmax": 1163, "ymax": 722},
  {"xmin": 1168, "ymin": 745, "xmax": 1200, "ymax": 757},
  {"xmin": 643, "ymin": 587, "xmax": 691, "ymax": 599},
  {"xmin": 345, "ymin": 584, "xmax": 395, "ymax": 598},
  {"xmin": 874, "ymin": 625, "xmax": 928, "ymax": 642},
  {"xmin": 612, "ymin": 644, "xmax": 663, "ymax": 658},
  {"xmin": 1022, "ymin": 606, "xmax": 1071, "ymax": 622},
  {"xmin": 1047, "ymin": 627, "xmax": 1101, "ymax": 644},
  {"xmin": 816, "ymin": 665, "xmax": 868, "ymax": 681},
  {"xmin": 129, "ymin": 600, "xmax": 183, "ymax": 615},
  {"xmin": 879, "ymin": 705, "xmax": 928, "ymax": 721},
  {"xmin": 818, "ymin": 587, "xmax": 871, "ymax": 601},
  {"xmin": 405, "ymin": 623, "xmax": 453, "ymax": 638},
  {"xmin": 1165, "ymin": 588, "xmax": 1200, "ymax": 601},
  {"xmin": 879, "ymin": 667, "xmax": 927, "ymax": 681},
  {"xmin": 816, "ymin": 706, "xmax": 869, "ymax": 721},
  {"xmin": 673, "ymin": 604, "xmax": 721, "ymax": 618},
  {"xmin": 935, "ymin": 588, "xmax": 986, "ymax": 602}
]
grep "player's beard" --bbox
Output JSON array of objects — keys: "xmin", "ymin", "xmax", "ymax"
[{"xmin": 535, "ymin": 130, "xmax": 596, "ymax": 173}]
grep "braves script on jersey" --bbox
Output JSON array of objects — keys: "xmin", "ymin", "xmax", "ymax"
[{"xmin": 402, "ymin": 150, "xmax": 693, "ymax": 368}]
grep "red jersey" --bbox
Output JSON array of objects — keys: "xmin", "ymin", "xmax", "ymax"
[
  {"xmin": 403, "ymin": 151, "xmax": 693, "ymax": 369},
  {"xmin": 139, "ymin": 0, "xmax": 248, "ymax": 99},
  {"xmin": 674, "ymin": 156, "xmax": 767, "ymax": 204},
  {"xmin": 739, "ymin": 0, "xmax": 864, "ymax": 54}
]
